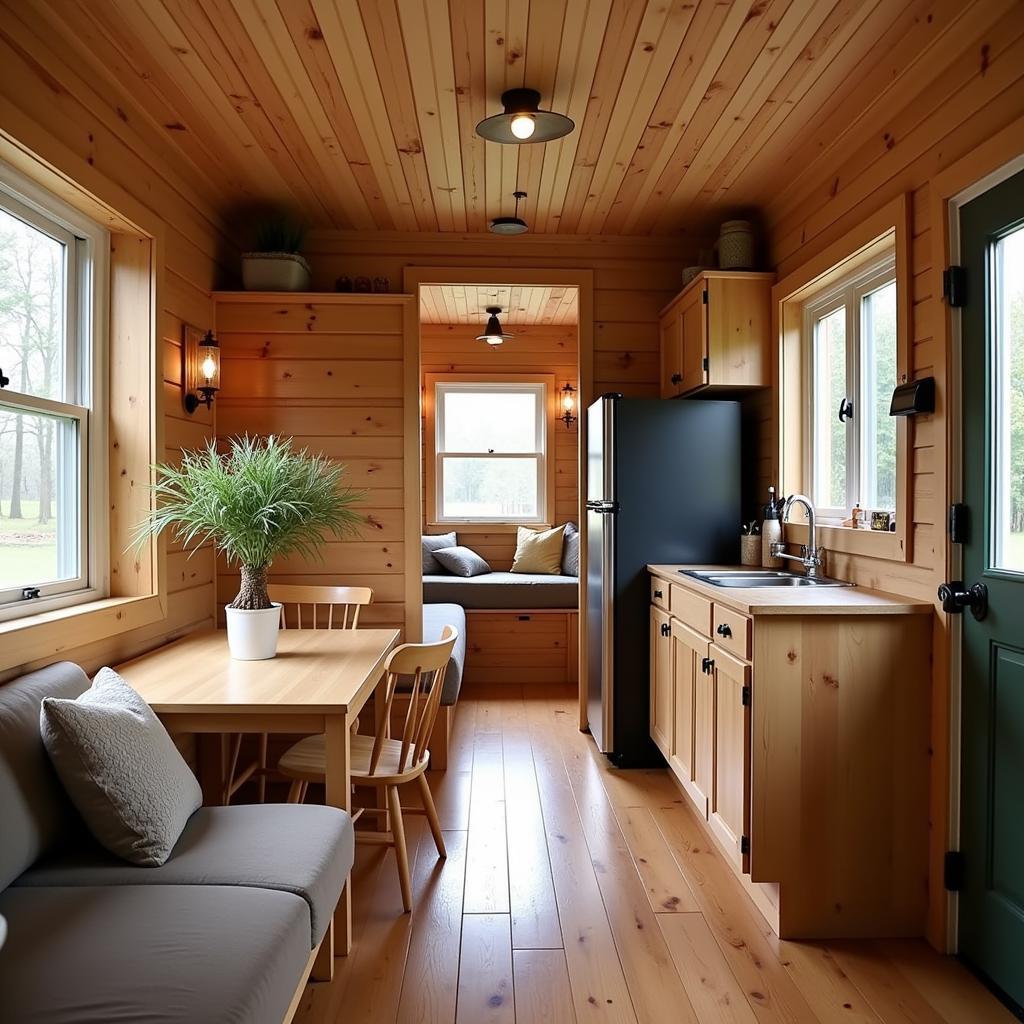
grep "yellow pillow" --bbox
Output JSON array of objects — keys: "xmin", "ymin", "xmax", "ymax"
[{"xmin": 511, "ymin": 525, "xmax": 566, "ymax": 575}]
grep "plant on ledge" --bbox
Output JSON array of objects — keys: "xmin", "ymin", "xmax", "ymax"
[{"xmin": 134, "ymin": 435, "xmax": 364, "ymax": 658}]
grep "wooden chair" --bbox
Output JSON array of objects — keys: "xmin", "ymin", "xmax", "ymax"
[
  {"xmin": 278, "ymin": 626, "xmax": 459, "ymax": 913},
  {"xmin": 221, "ymin": 584, "xmax": 373, "ymax": 805}
]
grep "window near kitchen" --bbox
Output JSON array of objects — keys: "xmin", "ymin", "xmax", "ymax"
[
  {"xmin": 0, "ymin": 170, "xmax": 107, "ymax": 621},
  {"xmin": 430, "ymin": 378, "xmax": 551, "ymax": 524},
  {"xmin": 803, "ymin": 253, "xmax": 897, "ymax": 522}
]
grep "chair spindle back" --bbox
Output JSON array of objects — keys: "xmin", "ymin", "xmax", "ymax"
[{"xmin": 267, "ymin": 584, "xmax": 373, "ymax": 631}]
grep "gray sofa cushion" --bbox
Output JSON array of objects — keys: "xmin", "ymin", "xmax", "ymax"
[
  {"xmin": 14, "ymin": 803, "xmax": 353, "ymax": 946},
  {"xmin": 422, "ymin": 531, "xmax": 457, "ymax": 573},
  {"xmin": 40, "ymin": 667, "xmax": 203, "ymax": 867},
  {"xmin": 423, "ymin": 603, "xmax": 467, "ymax": 706},
  {"xmin": 423, "ymin": 572, "xmax": 579, "ymax": 610},
  {"xmin": 562, "ymin": 521, "xmax": 580, "ymax": 576},
  {"xmin": 0, "ymin": 661, "xmax": 89, "ymax": 890},
  {"xmin": 0, "ymin": 883, "xmax": 310, "ymax": 1024},
  {"xmin": 433, "ymin": 545, "xmax": 491, "ymax": 577}
]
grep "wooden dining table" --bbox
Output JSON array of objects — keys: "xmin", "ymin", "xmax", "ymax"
[{"xmin": 115, "ymin": 626, "xmax": 400, "ymax": 956}]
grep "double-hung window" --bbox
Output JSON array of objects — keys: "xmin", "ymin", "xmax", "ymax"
[
  {"xmin": 803, "ymin": 254, "xmax": 897, "ymax": 521},
  {"xmin": 0, "ymin": 170, "xmax": 107, "ymax": 621},
  {"xmin": 432, "ymin": 379, "xmax": 550, "ymax": 524}
]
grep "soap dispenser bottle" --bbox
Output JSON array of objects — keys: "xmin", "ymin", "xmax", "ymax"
[{"xmin": 761, "ymin": 486, "xmax": 783, "ymax": 568}]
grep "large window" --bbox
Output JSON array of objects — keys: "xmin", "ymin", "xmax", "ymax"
[
  {"xmin": 0, "ymin": 171, "xmax": 106, "ymax": 621},
  {"xmin": 803, "ymin": 254, "xmax": 897, "ymax": 521},
  {"xmin": 430, "ymin": 378, "xmax": 551, "ymax": 525}
]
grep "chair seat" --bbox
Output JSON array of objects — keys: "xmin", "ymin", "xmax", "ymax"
[{"xmin": 279, "ymin": 732, "xmax": 430, "ymax": 784}]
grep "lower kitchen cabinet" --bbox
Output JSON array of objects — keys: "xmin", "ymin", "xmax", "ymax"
[
  {"xmin": 649, "ymin": 605, "xmax": 672, "ymax": 757},
  {"xmin": 670, "ymin": 619, "xmax": 710, "ymax": 817}
]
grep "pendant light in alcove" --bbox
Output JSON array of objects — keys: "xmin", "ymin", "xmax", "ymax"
[
  {"xmin": 475, "ymin": 306, "xmax": 514, "ymax": 346},
  {"xmin": 489, "ymin": 191, "xmax": 529, "ymax": 236}
]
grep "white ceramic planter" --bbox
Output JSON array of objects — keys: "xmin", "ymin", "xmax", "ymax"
[
  {"xmin": 225, "ymin": 603, "xmax": 282, "ymax": 661},
  {"xmin": 241, "ymin": 252, "xmax": 312, "ymax": 292}
]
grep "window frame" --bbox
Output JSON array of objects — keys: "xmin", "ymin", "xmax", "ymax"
[
  {"xmin": 0, "ymin": 164, "xmax": 109, "ymax": 624},
  {"xmin": 425, "ymin": 372, "xmax": 556, "ymax": 529},
  {"xmin": 802, "ymin": 253, "xmax": 897, "ymax": 522}
]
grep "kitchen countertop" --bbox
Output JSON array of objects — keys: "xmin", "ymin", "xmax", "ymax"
[{"xmin": 648, "ymin": 564, "xmax": 934, "ymax": 616}]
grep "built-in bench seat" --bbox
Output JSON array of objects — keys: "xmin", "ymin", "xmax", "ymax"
[{"xmin": 422, "ymin": 571, "xmax": 579, "ymax": 610}]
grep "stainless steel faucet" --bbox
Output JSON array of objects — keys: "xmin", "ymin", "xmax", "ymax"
[{"xmin": 770, "ymin": 493, "xmax": 824, "ymax": 578}]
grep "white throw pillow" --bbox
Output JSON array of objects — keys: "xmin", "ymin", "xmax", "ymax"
[{"xmin": 40, "ymin": 667, "xmax": 202, "ymax": 866}]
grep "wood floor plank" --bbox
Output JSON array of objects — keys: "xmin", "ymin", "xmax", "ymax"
[
  {"xmin": 463, "ymin": 723, "xmax": 510, "ymax": 914},
  {"xmin": 513, "ymin": 949, "xmax": 577, "ymax": 1024},
  {"xmin": 425, "ymin": 767, "xmax": 472, "ymax": 831},
  {"xmin": 776, "ymin": 939, "xmax": 884, "ymax": 1024},
  {"xmin": 396, "ymin": 828, "xmax": 469, "ymax": 1024},
  {"xmin": 456, "ymin": 914, "xmax": 515, "ymax": 1024},
  {"xmin": 658, "ymin": 912, "xmax": 760, "ymax": 1024},
  {"xmin": 615, "ymin": 805, "xmax": 700, "ymax": 914}
]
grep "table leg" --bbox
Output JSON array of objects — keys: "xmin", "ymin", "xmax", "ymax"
[{"xmin": 324, "ymin": 714, "xmax": 352, "ymax": 956}]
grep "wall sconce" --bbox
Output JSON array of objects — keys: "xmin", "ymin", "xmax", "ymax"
[
  {"xmin": 182, "ymin": 325, "xmax": 221, "ymax": 415},
  {"xmin": 560, "ymin": 382, "xmax": 577, "ymax": 428}
]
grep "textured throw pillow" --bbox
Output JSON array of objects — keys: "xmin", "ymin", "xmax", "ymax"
[
  {"xmin": 433, "ymin": 545, "xmax": 492, "ymax": 578},
  {"xmin": 511, "ymin": 524, "xmax": 567, "ymax": 575},
  {"xmin": 422, "ymin": 532, "xmax": 457, "ymax": 574},
  {"xmin": 40, "ymin": 667, "xmax": 202, "ymax": 867},
  {"xmin": 561, "ymin": 522, "xmax": 580, "ymax": 577}
]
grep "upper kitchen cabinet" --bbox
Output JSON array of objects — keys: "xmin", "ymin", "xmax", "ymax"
[{"xmin": 658, "ymin": 271, "xmax": 775, "ymax": 398}]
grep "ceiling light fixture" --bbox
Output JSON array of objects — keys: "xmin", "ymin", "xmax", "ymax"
[
  {"xmin": 475, "ymin": 88, "xmax": 574, "ymax": 145},
  {"xmin": 475, "ymin": 306, "xmax": 514, "ymax": 346},
  {"xmin": 489, "ymin": 191, "xmax": 529, "ymax": 236}
]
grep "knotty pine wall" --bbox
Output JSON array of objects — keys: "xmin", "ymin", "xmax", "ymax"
[
  {"xmin": 421, "ymin": 322, "xmax": 579, "ymax": 570},
  {"xmin": 214, "ymin": 293, "xmax": 418, "ymax": 640},
  {"xmin": 0, "ymin": 10, "xmax": 230, "ymax": 682},
  {"xmin": 761, "ymin": 10, "xmax": 1024, "ymax": 947}
]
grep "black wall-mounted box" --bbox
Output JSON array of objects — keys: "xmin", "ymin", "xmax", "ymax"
[{"xmin": 890, "ymin": 376, "xmax": 935, "ymax": 417}]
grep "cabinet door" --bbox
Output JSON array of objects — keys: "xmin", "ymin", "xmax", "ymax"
[
  {"xmin": 708, "ymin": 644, "xmax": 751, "ymax": 872},
  {"xmin": 659, "ymin": 309, "xmax": 684, "ymax": 398},
  {"xmin": 705, "ymin": 275, "xmax": 772, "ymax": 388},
  {"xmin": 650, "ymin": 606, "xmax": 673, "ymax": 757},
  {"xmin": 670, "ymin": 619, "xmax": 710, "ymax": 817},
  {"xmin": 679, "ymin": 285, "xmax": 708, "ymax": 395}
]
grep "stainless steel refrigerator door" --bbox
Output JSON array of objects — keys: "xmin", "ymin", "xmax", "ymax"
[
  {"xmin": 587, "ymin": 396, "xmax": 615, "ymax": 503},
  {"xmin": 586, "ymin": 506, "xmax": 615, "ymax": 752}
]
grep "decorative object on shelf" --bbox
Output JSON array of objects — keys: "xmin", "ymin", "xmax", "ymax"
[
  {"xmin": 181, "ymin": 325, "xmax": 220, "ymax": 415},
  {"xmin": 335, "ymin": 275, "xmax": 353, "ymax": 292},
  {"xmin": 133, "ymin": 435, "xmax": 364, "ymax": 661},
  {"xmin": 475, "ymin": 88, "xmax": 574, "ymax": 144},
  {"xmin": 475, "ymin": 306, "xmax": 514, "ymax": 345},
  {"xmin": 372, "ymin": 276, "xmax": 390, "ymax": 293},
  {"xmin": 489, "ymin": 190, "xmax": 529, "ymax": 235},
  {"xmin": 842, "ymin": 502, "xmax": 865, "ymax": 529},
  {"xmin": 870, "ymin": 509, "xmax": 896, "ymax": 532},
  {"xmin": 241, "ymin": 215, "xmax": 311, "ymax": 291},
  {"xmin": 890, "ymin": 375, "xmax": 935, "ymax": 416},
  {"xmin": 681, "ymin": 266, "xmax": 703, "ymax": 286},
  {"xmin": 560, "ymin": 381, "xmax": 577, "ymax": 427},
  {"xmin": 717, "ymin": 219, "xmax": 755, "ymax": 270},
  {"xmin": 354, "ymin": 275, "xmax": 372, "ymax": 292},
  {"xmin": 741, "ymin": 522, "xmax": 761, "ymax": 566},
  {"xmin": 761, "ymin": 485, "xmax": 784, "ymax": 568}
]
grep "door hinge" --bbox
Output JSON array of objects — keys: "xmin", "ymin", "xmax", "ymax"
[
  {"xmin": 702, "ymin": 356, "xmax": 709, "ymax": 372},
  {"xmin": 741, "ymin": 685, "xmax": 751, "ymax": 707},
  {"xmin": 701, "ymin": 288, "xmax": 708, "ymax": 305},
  {"xmin": 943, "ymin": 265, "xmax": 966, "ymax": 308},
  {"xmin": 944, "ymin": 850, "xmax": 965, "ymax": 892},
  {"xmin": 949, "ymin": 503, "xmax": 968, "ymax": 544},
  {"xmin": 740, "ymin": 835, "xmax": 750, "ymax": 856}
]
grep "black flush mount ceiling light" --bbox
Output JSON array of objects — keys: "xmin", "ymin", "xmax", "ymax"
[
  {"xmin": 475, "ymin": 306, "xmax": 514, "ymax": 346},
  {"xmin": 475, "ymin": 88, "xmax": 575, "ymax": 145},
  {"xmin": 489, "ymin": 191, "xmax": 529, "ymax": 235}
]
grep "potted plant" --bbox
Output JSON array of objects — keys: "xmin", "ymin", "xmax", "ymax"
[
  {"xmin": 242, "ymin": 215, "xmax": 311, "ymax": 291},
  {"xmin": 135, "ymin": 435, "xmax": 364, "ymax": 660}
]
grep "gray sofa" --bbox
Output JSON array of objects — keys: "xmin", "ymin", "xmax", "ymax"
[{"xmin": 0, "ymin": 661, "xmax": 355, "ymax": 1024}]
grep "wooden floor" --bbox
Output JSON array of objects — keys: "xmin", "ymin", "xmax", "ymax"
[{"xmin": 293, "ymin": 685, "xmax": 1015, "ymax": 1024}]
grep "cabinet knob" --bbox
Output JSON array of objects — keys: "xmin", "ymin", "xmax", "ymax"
[
  {"xmin": 653, "ymin": 589, "xmax": 663, "ymax": 599},
  {"xmin": 701, "ymin": 657, "xmax": 715, "ymax": 675},
  {"xmin": 661, "ymin": 623, "xmax": 670, "ymax": 637},
  {"xmin": 716, "ymin": 623, "xmax": 732, "ymax": 638},
  {"xmin": 671, "ymin": 372, "xmax": 682, "ymax": 385}
]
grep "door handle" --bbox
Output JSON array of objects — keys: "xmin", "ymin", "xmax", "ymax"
[
  {"xmin": 716, "ymin": 623, "xmax": 732, "ymax": 638},
  {"xmin": 660, "ymin": 623, "xmax": 670, "ymax": 637},
  {"xmin": 938, "ymin": 580, "xmax": 988, "ymax": 621},
  {"xmin": 701, "ymin": 657, "xmax": 715, "ymax": 675},
  {"xmin": 838, "ymin": 397, "xmax": 854, "ymax": 422}
]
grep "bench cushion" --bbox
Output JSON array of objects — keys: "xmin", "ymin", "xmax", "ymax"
[
  {"xmin": 423, "ymin": 571, "xmax": 579, "ymax": 609},
  {"xmin": 0, "ymin": 883, "xmax": 310, "ymax": 1024},
  {"xmin": 0, "ymin": 661, "xmax": 89, "ymax": 890},
  {"xmin": 422, "ymin": 603, "xmax": 467, "ymax": 706},
  {"xmin": 14, "ymin": 803, "xmax": 352, "ymax": 946}
]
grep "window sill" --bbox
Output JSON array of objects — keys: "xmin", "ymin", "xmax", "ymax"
[
  {"xmin": 784, "ymin": 522, "xmax": 907, "ymax": 563},
  {"xmin": 0, "ymin": 593, "xmax": 166, "ymax": 675},
  {"xmin": 426, "ymin": 522, "xmax": 554, "ymax": 534}
]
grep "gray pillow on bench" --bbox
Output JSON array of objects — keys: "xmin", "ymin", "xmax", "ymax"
[
  {"xmin": 422, "ymin": 532, "xmax": 457, "ymax": 573},
  {"xmin": 433, "ymin": 545, "xmax": 491, "ymax": 578},
  {"xmin": 40, "ymin": 667, "xmax": 202, "ymax": 867}
]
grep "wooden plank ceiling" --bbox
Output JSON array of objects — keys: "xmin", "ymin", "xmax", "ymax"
[
  {"xmin": 12, "ymin": 0, "xmax": 997, "ymax": 236},
  {"xmin": 420, "ymin": 285, "xmax": 578, "ymax": 325}
]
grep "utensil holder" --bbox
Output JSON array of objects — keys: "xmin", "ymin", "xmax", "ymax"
[{"xmin": 740, "ymin": 535, "xmax": 760, "ymax": 566}]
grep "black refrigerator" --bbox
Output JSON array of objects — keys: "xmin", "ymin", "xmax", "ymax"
[{"xmin": 585, "ymin": 394, "xmax": 740, "ymax": 767}]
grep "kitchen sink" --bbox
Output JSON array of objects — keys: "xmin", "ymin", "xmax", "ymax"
[{"xmin": 680, "ymin": 569, "xmax": 853, "ymax": 588}]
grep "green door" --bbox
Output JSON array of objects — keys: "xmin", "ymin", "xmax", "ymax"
[{"xmin": 958, "ymin": 166, "xmax": 1024, "ymax": 1009}]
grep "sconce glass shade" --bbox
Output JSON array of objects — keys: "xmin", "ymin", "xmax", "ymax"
[
  {"xmin": 560, "ymin": 382, "xmax": 577, "ymax": 427},
  {"xmin": 183, "ymin": 326, "xmax": 221, "ymax": 414}
]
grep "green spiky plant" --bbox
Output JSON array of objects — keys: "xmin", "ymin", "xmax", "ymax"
[
  {"xmin": 253, "ymin": 215, "xmax": 306, "ymax": 255},
  {"xmin": 134, "ymin": 435, "xmax": 364, "ymax": 610}
]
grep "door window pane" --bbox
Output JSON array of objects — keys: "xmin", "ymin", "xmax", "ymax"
[
  {"xmin": 0, "ymin": 409, "xmax": 80, "ymax": 589},
  {"xmin": 0, "ymin": 206, "xmax": 67, "ymax": 403},
  {"xmin": 813, "ymin": 306, "xmax": 847, "ymax": 510},
  {"xmin": 861, "ymin": 281, "xmax": 898, "ymax": 509},
  {"xmin": 992, "ymin": 224, "xmax": 1024, "ymax": 572},
  {"xmin": 440, "ymin": 390, "xmax": 539, "ymax": 452},
  {"xmin": 441, "ymin": 456, "xmax": 539, "ymax": 519}
]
